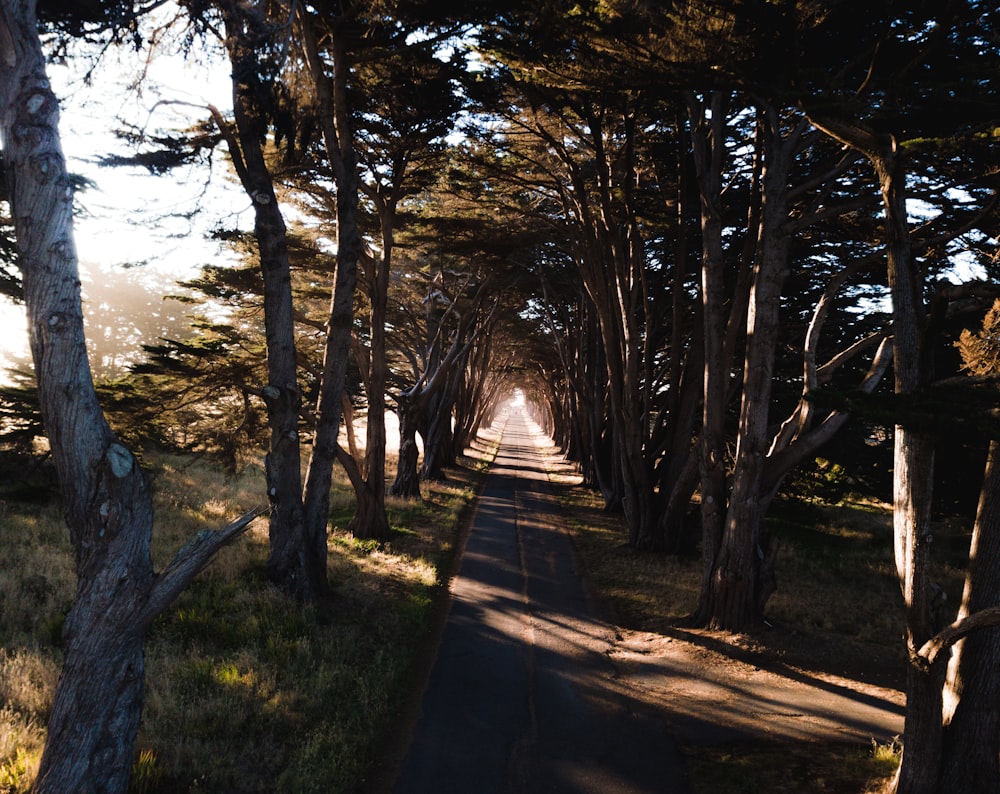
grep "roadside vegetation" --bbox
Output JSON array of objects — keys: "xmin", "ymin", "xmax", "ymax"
[
  {"xmin": 1, "ymin": 427, "xmax": 974, "ymax": 793},
  {"xmin": 561, "ymin": 476, "xmax": 974, "ymax": 794},
  {"xmin": 0, "ymin": 432, "xmax": 499, "ymax": 793}
]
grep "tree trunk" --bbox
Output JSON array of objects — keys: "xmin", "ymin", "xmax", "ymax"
[
  {"xmin": 688, "ymin": 91, "xmax": 732, "ymax": 627},
  {"xmin": 878, "ymin": 156, "xmax": 940, "ymax": 794},
  {"xmin": 390, "ymin": 394, "xmax": 422, "ymax": 498},
  {"xmin": 34, "ymin": 470, "xmax": 153, "ymax": 794},
  {"xmin": 348, "ymin": 203, "xmax": 392, "ymax": 540},
  {"xmin": 804, "ymin": 111, "xmax": 946, "ymax": 793},
  {"xmin": 347, "ymin": 478, "xmax": 392, "ymax": 540},
  {"xmin": 0, "ymin": 11, "xmax": 153, "ymax": 789},
  {"xmin": 1, "ymin": 7, "xmax": 262, "ymax": 789},
  {"xmin": 297, "ymin": 6, "xmax": 365, "ymax": 596},
  {"xmin": 939, "ymin": 439, "xmax": 1000, "ymax": 792},
  {"xmin": 420, "ymin": 370, "xmax": 458, "ymax": 481},
  {"xmin": 703, "ymin": 108, "xmax": 798, "ymax": 630},
  {"xmin": 214, "ymin": 2, "xmax": 315, "ymax": 597}
]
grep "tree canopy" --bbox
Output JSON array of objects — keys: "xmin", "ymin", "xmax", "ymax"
[{"xmin": 1, "ymin": 1, "xmax": 999, "ymax": 792}]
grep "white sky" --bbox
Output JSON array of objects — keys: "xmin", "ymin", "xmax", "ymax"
[{"xmin": 2, "ymin": 33, "xmax": 239, "ymax": 381}]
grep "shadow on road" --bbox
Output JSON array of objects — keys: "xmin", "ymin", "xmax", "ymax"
[
  {"xmin": 378, "ymin": 411, "xmax": 905, "ymax": 793},
  {"xmin": 388, "ymin": 410, "xmax": 689, "ymax": 794}
]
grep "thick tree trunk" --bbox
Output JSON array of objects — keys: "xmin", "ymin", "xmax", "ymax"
[
  {"xmin": 939, "ymin": 439, "xmax": 1000, "ymax": 792},
  {"xmin": 421, "ymin": 372, "xmax": 458, "ymax": 481},
  {"xmin": 1, "ymin": 7, "xmax": 262, "ymax": 789},
  {"xmin": 689, "ymin": 91, "xmax": 732, "ymax": 627},
  {"xmin": 390, "ymin": 395, "xmax": 422, "ymax": 498},
  {"xmin": 34, "ymin": 466, "xmax": 153, "ymax": 794},
  {"xmin": 0, "ymin": 11, "xmax": 153, "ymax": 789},
  {"xmin": 347, "ymin": 478, "xmax": 392, "ymax": 540}
]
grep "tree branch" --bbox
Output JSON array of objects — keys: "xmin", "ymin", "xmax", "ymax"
[
  {"xmin": 915, "ymin": 606, "xmax": 1000, "ymax": 670},
  {"xmin": 139, "ymin": 505, "xmax": 269, "ymax": 627}
]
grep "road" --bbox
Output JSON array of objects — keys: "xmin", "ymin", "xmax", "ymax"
[{"xmin": 391, "ymin": 409, "xmax": 689, "ymax": 794}]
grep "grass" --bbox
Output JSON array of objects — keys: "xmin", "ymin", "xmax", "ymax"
[
  {"xmin": 0, "ymin": 438, "xmax": 492, "ymax": 793},
  {"xmin": 555, "ymin": 486, "xmax": 979, "ymax": 794},
  {"xmin": 2, "ymin": 420, "xmax": 970, "ymax": 793},
  {"xmin": 683, "ymin": 738, "xmax": 903, "ymax": 794}
]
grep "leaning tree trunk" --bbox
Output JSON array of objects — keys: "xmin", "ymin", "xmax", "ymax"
[
  {"xmin": 0, "ymin": 6, "xmax": 262, "ymax": 790},
  {"xmin": 0, "ymin": 12, "xmax": 153, "ymax": 789},
  {"xmin": 421, "ymin": 369, "xmax": 459, "ymax": 481},
  {"xmin": 939, "ymin": 439, "xmax": 1000, "ymax": 792}
]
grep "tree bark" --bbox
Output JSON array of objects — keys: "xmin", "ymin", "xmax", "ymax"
[
  {"xmin": 297, "ymin": 5, "xmax": 364, "ymax": 594},
  {"xmin": 421, "ymin": 367, "xmax": 460, "ymax": 481},
  {"xmin": 348, "ymin": 244, "xmax": 391, "ymax": 538},
  {"xmin": 0, "ymin": 5, "xmax": 262, "ymax": 790},
  {"xmin": 939, "ymin": 439, "xmax": 1000, "ymax": 792},
  {"xmin": 0, "ymin": 9, "xmax": 152, "ymax": 789},
  {"xmin": 805, "ymin": 111, "xmax": 943, "ymax": 794},
  {"xmin": 688, "ymin": 91, "xmax": 733, "ymax": 627},
  {"xmin": 877, "ymin": 151, "xmax": 940, "ymax": 794},
  {"xmin": 390, "ymin": 392, "xmax": 423, "ymax": 498},
  {"xmin": 702, "ymin": 106, "xmax": 798, "ymax": 630},
  {"xmin": 214, "ymin": 1, "xmax": 317, "ymax": 597}
]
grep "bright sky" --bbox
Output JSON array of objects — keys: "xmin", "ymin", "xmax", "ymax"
[{"xmin": 1, "ymin": 33, "xmax": 239, "ymax": 381}]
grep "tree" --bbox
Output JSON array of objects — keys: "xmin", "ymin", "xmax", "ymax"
[
  {"xmin": 388, "ymin": 259, "xmax": 498, "ymax": 497},
  {"xmin": 939, "ymin": 302, "xmax": 1000, "ymax": 791},
  {"xmin": 0, "ymin": 2, "xmax": 262, "ymax": 790},
  {"xmin": 799, "ymin": 2, "xmax": 1000, "ymax": 790},
  {"xmin": 340, "ymin": 23, "xmax": 465, "ymax": 538},
  {"xmin": 162, "ymin": 0, "xmax": 367, "ymax": 600}
]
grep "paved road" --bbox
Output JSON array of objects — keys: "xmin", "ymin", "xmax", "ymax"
[{"xmin": 392, "ymin": 410, "xmax": 689, "ymax": 794}]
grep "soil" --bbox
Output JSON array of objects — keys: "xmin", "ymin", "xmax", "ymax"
[
  {"xmin": 535, "ymin": 425, "xmax": 907, "ymax": 791},
  {"xmin": 595, "ymin": 614, "xmax": 906, "ymax": 794}
]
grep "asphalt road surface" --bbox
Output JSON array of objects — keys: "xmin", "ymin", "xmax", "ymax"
[{"xmin": 391, "ymin": 409, "xmax": 689, "ymax": 794}]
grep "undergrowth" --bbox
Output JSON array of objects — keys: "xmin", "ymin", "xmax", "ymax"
[{"xmin": 0, "ymin": 432, "xmax": 495, "ymax": 793}]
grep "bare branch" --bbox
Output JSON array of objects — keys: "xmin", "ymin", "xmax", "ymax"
[
  {"xmin": 915, "ymin": 607, "xmax": 1000, "ymax": 670},
  {"xmin": 139, "ymin": 505, "xmax": 269, "ymax": 627}
]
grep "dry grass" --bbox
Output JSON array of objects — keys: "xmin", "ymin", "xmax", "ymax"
[{"xmin": 0, "ymin": 440, "xmax": 490, "ymax": 793}]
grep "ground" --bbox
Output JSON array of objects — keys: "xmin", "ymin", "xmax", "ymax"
[{"xmin": 535, "ymin": 424, "xmax": 906, "ymax": 793}]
